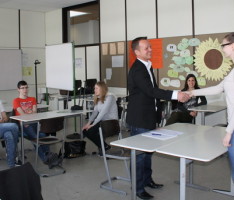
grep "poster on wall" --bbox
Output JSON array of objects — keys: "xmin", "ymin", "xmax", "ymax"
[
  {"xmin": 128, "ymin": 38, "xmax": 163, "ymax": 69},
  {"xmin": 159, "ymin": 33, "xmax": 233, "ymax": 90}
]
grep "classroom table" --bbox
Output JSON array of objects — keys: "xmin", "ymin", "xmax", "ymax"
[
  {"xmin": 188, "ymin": 101, "xmax": 227, "ymax": 125},
  {"xmin": 10, "ymin": 109, "xmax": 92, "ymax": 171},
  {"xmin": 111, "ymin": 123, "xmax": 227, "ymax": 200}
]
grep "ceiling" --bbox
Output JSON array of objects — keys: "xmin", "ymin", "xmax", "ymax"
[{"xmin": 0, "ymin": 0, "xmax": 95, "ymax": 12}]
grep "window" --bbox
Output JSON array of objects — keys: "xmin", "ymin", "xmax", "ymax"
[{"xmin": 63, "ymin": 1, "xmax": 99, "ymax": 46}]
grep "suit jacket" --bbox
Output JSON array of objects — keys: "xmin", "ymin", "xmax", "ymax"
[
  {"xmin": 0, "ymin": 162, "xmax": 43, "ymax": 200},
  {"xmin": 126, "ymin": 59, "xmax": 173, "ymax": 130}
]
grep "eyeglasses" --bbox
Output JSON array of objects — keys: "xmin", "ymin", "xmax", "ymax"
[
  {"xmin": 221, "ymin": 42, "xmax": 233, "ymax": 48},
  {"xmin": 19, "ymin": 86, "xmax": 29, "ymax": 90}
]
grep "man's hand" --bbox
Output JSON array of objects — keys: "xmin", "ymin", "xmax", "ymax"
[{"xmin": 177, "ymin": 91, "xmax": 190, "ymax": 102}]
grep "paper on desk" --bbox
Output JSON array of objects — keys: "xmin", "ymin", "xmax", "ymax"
[{"xmin": 142, "ymin": 129, "xmax": 184, "ymax": 140}]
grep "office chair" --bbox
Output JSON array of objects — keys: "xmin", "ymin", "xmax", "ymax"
[{"xmin": 99, "ymin": 120, "xmax": 131, "ymax": 195}]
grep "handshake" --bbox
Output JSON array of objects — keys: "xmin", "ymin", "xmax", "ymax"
[{"xmin": 177, "ymin": 91, "xmax": 193, "ymax": 102}]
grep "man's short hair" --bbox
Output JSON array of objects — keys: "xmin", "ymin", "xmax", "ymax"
[
  {"xmin": 131, "ymin": 37, "xmax": 148, "ymax": 51},
  {"xmin": 17, "ymin": 80, "xmax": 28, "ymax": 89}
]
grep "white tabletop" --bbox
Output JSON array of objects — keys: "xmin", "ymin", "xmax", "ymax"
[
  {"xmin": 111, "ymin": 123, "xmax": 213, "ymax": 152},
  {"xmin": 188, "ymin": 104, "xmax": 226, "ymax": 112},
  {"xmin": 111, "ymin": 123, "xmax": 227, "ymax": 161},
  {"xmin": 10, "ymin": 109, "xmax": 92, "ymax": 122},
  {"xmin": 157, "ymin": 125, "xmax": 226, "ymax": 162}
]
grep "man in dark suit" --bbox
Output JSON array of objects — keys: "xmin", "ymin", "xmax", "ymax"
[{"xmin": 127, "ymin": 37, "xmax": 190, "ymax": 199}]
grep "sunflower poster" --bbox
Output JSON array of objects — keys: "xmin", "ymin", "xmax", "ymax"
[{"xmin": 158, "ymin": 32, "xmax": 233, "ymax": 90}]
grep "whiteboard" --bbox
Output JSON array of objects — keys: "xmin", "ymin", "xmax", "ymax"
[
  {"xmin": 0, "ymin": 49, "xmax": 22, "ymax": 90},
  {"xmin": 46, "ymin": 43, "xmax": 74, "ymax": 91}
]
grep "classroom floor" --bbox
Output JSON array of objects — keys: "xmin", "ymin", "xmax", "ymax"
[{"xmin": 0, "ymin": 118, "xmax": 233, "ymax": 200}]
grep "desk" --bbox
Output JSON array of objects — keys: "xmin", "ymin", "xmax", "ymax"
[
  {"xmin": 188, "ymin": 102, "xmax": 227, "ymax": 125},
  {"xmin": 10, "ymin": 109, "xmax": 91, "ymax": 166},
  {"xmin": 4, "ymin": 104, "xmax": 49, "ymax": 113},
  {"xmin": 111, "ymin": 123, "xmax": 226, "ymax": 200}
]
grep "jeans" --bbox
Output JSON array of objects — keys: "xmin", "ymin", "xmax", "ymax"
[
  {"xmin": 228, "ymin": 131, "xmax": 234, "ymax": 181},
  {"xmin": 130, "ymin": 126, "xmax": 153, "ymax": 194},
  {"xmin": 0, "ymin": 123, "xmax": 19, "ymax": 168},
  {"xmin": 23, "ymin": 123, "xmax": 49, "ymax": 162}
]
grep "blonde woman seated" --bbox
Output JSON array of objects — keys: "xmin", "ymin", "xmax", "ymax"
[
  {"xmin": 82, "ymin": 81, "xmax": 118, "ymax": 156},
  {"xmin": 166, "ymin": 74, "xmax": 207, "ymax": 126}
]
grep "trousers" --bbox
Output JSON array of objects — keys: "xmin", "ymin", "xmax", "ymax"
[{"xmin": 0, "ymin": 123, "xmax": 19, "ymax": 168}]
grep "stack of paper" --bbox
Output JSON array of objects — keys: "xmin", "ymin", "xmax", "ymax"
[{"xmin": 142, "ymin": 129, "xmax": 184, "ymax": 140}]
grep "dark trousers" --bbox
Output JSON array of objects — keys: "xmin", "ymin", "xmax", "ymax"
[
  {"xmin": 165, "ymin": 111, "xmax": 193, "ymax": 126},
  {"xmin": 130, "ymin": 126, "xmax": 153, "ymax": 194},
  {"xmin": 83, "ymin": 122, "xmax": 108, "ymax": 149}
]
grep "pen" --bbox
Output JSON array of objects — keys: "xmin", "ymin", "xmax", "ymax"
[{"xmin": 152, "ymin": 133, "xmax": 161, "ymax": 136}]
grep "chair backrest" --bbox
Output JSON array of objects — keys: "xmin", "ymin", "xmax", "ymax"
[
  {"xmin": 40, "ymin": 117, "xmax": 64, "ymax": 133},
  {"xmin": 100, "ymin": 120, "xmax": 120, "ymax": 139},
  {"xmin": 84, "ymin": 79, "xmax": 97, "ymax": 95},
  {"xmin": 59, "ymin": 80, "xmax": 82, "ymax": 96}
]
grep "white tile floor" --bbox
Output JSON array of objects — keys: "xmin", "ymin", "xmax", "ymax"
[{"xmin": 0, "ymin": 119, "xmax": 234, "ymax": 200}]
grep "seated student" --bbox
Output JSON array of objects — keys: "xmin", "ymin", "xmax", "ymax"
[
  {"xmin": 13, "ymin": 80, "xmax": 60, "ymax": 166},
  {"xmin": 166, "ymin": 74, "xmax": 207, "ymax": 126},
  {"xmin": 0, "ymin": 100, "xmax": 19, "ymax": 168},
  {"xmin": 82, "ymin": 81, "xmax": 118, "ymax": 156}
]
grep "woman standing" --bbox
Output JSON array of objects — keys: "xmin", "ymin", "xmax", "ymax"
[
  {"xmin": 190, "ymin": 32, "xmax": 234, "ymax": 181},
  {"xmin": 82, "ymin": 81, "xmax": 118, "ymax": 155},
  {"xmin": 166, "ymin": 74, "xmax": 207, "ymax": 125}
]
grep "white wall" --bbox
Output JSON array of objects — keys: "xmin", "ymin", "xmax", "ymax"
[
  {"xmin": 194, "ymin": 0, "xmax": 234, "ymax": 34},
  {"xmin": 158, "ymin": 0, "xmax": 192, "ymax": 37},
  {"xmin": 0, "ymin": 8, "xmax": 19, "ymax": 48},
  {"xmin": 45, "ymin": 9, "xmax": 63, "ymax": 45},
  {"xmin": 100, "ymin": 0, "xmax": 126, "ymax": 42},
  {"xmin": 127, "ymin": 0, "xmax": 156, "ymax": 40}
]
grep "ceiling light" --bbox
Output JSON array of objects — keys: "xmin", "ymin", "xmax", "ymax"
[{"xmin": 70, "ymin": 11, "xmax": 89, "ymax": 17}]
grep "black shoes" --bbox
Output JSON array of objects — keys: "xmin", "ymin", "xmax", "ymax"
[
  {"xmin": 146, "ymin": 181, "xmax": 164, "ymax": 189},
  {"xmin": 44, "ymin": 152, "xmax": 63, "ymax": 169},
  {"xmin": 137, "ymin": 191, "xmax": 154, "ymax": 200},
  {"xmin": 98, "ymin": 144, "xmax": 111, "ymax": 157}
]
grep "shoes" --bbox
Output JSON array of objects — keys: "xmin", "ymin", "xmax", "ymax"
[
  {"xmin": 146, "ymin": 180, "xmax": 164, "ymax": 189},
  {"xmin": 44, "ymin": 152, "xmax": 63, "ymax": 169},
  {"xmin": 98, "ymin": 144, "xmax": 111, "ymax": 157},
  {"xmin": 15, "ymin": 160, "xmax": 22, "ymax": 167},
  {"xmin": 137, "ymin": 191, "xmax": 154, "ymax": 200}
]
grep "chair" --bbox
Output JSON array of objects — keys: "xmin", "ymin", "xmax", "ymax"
[
  {"xmin": 0, "ymin": 162, "xmax": 43, "ymax": 200},
  {"xmin": 32, "ymin": 117, "xmax": 65, "ymax": 176},
  {"xmin": 59, "ymin": 80, "xmax": 82, "ymax": 109},
  {"xmin": 99, "ymin": 120, "xmax": 131, "ymax": 195},
  {"xmin": 84, "ymin": 79, "xmax": 97, "ymax": 95}
]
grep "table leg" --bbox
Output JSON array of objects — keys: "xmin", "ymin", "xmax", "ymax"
[
  {"xmin": 131, "ymin": 149, "xmax": 136, "ymax": 200},
  {"xmin": 20, "ymin": 121, "xmax": 25, "ymax": 164},
  {"xmin": 213, "ymin": 177, "xmax": 234, "ymax": 196},
  {"xmin": 180, "ymin": 158, "xmax": 186, "ymax": 200},
  {"xmin": 201, "ymin": 112, "xmax": 205, "ymax": 125},
  {"xmin": 80, "ymin": 114, "xmax": 83, "ymax": 139},
  {"xmin": 176, "ymin": 159, "xmax": 210, "ymax": 191},
  {"xmin": 35, "ymin": 122, "xmax": 40, "ymax": 167}
]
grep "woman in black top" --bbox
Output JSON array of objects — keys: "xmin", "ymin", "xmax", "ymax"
[{"xmin": 166, "ymin": 74, "xmax": 207, "ymax": 125}]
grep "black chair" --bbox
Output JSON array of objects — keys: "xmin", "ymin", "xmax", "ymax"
[
  {"xmin": 59, "ymin": 80, "xmax": 82, "ymax": 109},
  {"xmin": 84, "ymin": 79, "xmax": 97, "ymax": 95},
  {"xmin": 99, "ymin": 120, "xmax": 130, "ymax": 195}
]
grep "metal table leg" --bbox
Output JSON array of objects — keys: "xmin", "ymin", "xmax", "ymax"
[{"xmin": 131, "ymin": 149, "xmax": 136, "ymax": 200}]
